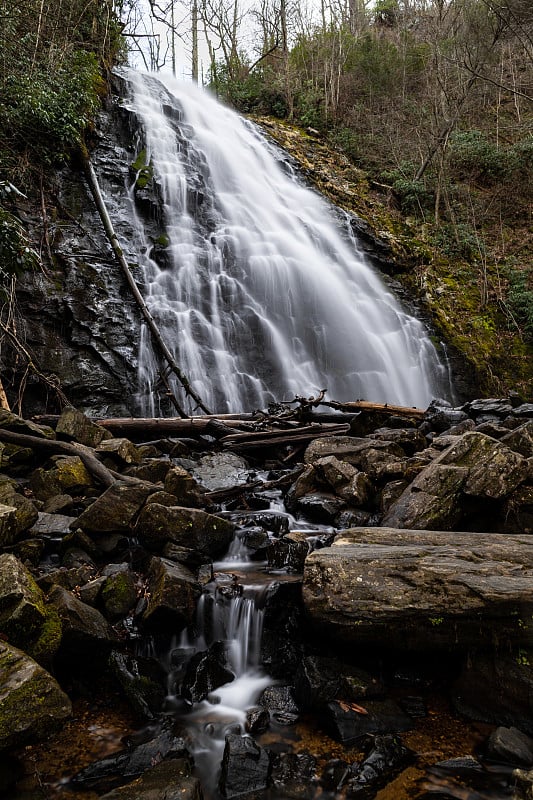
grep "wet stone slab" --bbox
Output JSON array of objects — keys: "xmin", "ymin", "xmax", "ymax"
[{"xmin": 302, "ymin": 527, "xmax": 533, "ymax": 651}]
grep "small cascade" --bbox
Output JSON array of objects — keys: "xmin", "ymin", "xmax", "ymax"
[
  {"xmin": 114, "ymin": 68, "xmax": 453, "ymax": 415},
  {"xmin": 168, "ymin": 569, "xmax": 273, "ymax": 794}
]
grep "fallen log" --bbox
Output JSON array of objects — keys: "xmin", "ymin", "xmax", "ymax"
[
  {"xmin": 32, "ymin": 415, "xmax": 256, "ymax": 438},
  {"xmin": 320, "ymin": 400, "xmax": 427, "ymax": 419},
  {"xmin": 221, "ymin": 423, "xmax": 351, "ymax": 451}
]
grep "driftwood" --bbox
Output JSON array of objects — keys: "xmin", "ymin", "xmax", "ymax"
[
  {"xmin": 33, "ymin": 400, "xmax": 426, "ymax": 439},
  {"xmin": 0, "ymin": 429, "xmax": 118, "ymax": 488},
  {"xmin": 219, "ymin": 423, "xmax": 351, "ymax": 451}
]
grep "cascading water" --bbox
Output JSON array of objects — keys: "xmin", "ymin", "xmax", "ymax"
[{"xmin": 117, "ymin": 69, "xmax": 451, "ymax": 415}]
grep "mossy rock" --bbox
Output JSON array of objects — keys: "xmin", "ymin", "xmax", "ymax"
[
  {"xmin": 29, "ymin": 456, "xmax": 93, "ymax": 501},
  {"xmin": 0, "ymin": 640, "xmax": 71, "ymax": 751}
]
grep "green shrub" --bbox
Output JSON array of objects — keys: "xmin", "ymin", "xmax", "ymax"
[
  {"xmin": 0, "ymin": 184, "xmax": 39, "ymax": 298},
  {"xmin": 448, "ymin": 131, "xmax": 518, "ymax": 183},
  {"xmin": 506, "ymin": 267, "xmax": 533, "ymax": 341}
]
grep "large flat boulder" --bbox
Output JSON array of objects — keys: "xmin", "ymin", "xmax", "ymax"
[
  {"xmin": 0, "ymin": 641, "xmax": 71, "ymax": 750},
  {"xmin": 302, "ymin": 527, "xmax": 533, "ymax": 651}
]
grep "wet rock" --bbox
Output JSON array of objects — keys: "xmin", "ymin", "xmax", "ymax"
[
  {"xmin": 341, "ymin": 734, "xmax": 410, "ymax": 796},
  {"xmin": 30, "ymin": 511, "xmax": 76, "ymax": 537},
  {"xmin": 502, "ymin": 485, "xmax": 533, "ymax": 534},
  {"xmin": 463, "ymin": 398, "xmax": 514, "ymax": 419},
  {"xmin": 135, "ymin": 503, "xmax": 235, "ymax": 557},
  {"xmin": 270, "ymin": 752, "xmax": 317, "ymax": 799},
  {"xmin": 452, "ymin": 650, "xmax": 533, "ymax": 734},
  {"xmin": 246, "ymin": 707, "xmax": 270, "ymax": 735},
  {"xmin": 192, "ymin": 452, "xmax": 250, "ymax": 490},
  {"xmin": 97, "ymin": 759, "xmax": 202, "ymax": 800},
  {"xmin": 321, "ymin": 698, "xmax": 412, "ymax": 745},
  {"xmin": 48, "ymin": 584, "xmax": 116, "ymax": 653},
  {"xmin": 286, "ymin": 491, "xmax": 347, "ymax": 524},
  {"xmin": 75, "ymin": 481, "xmax": 157, "ymax": 533},
  {"xmin": 259, "ymin": 684, "xmax": 299, "ymax": 719},
  {"xmin": 294, "ymin": 655, "xmax": 384, "ymax": 711},
  {"xmin": 110, "ymin": 651, "xmax": 166, "ymax": 719},
  {"xmin": 182, "ymin": 641, "xmax": 235, "ymax": 702},
  {"xmin": 420, "ymin": 756, "xmax": 514, "ymax": 800},
  {"xmin": 11, "ymin": 537, "xmax": 45, "ymax": 565},
  {"xmin": 96, "ymin": 437, "xmax": 142, "ymax": 466},
  {"xmin": 219, "ymin": 734, "xmax": 271, "ymax": 798},
  {"xmin": 55, "ymin": 406, "xmax": 111, "ymax": 447},
  {"xmin": 142, "ymin": 556, "xmax": 201, "ymax": 632},
  {"xmin": 73, "ymin": 727, "xmax": 191, "ymax": 792},
  {"xmin": 29, "ymin": 456, "xmax": 93, "ymax": 500},
  {"xmin": 164, "ymin": 465, "xmax": 209, "ymax": 507},
  {"xmin": 303, "ymin": 528, "xmax": 533, "ymax": 650},
  {"xmin": 380, "ymin": 480, "xmax": 409, "ymax": 513},
  {"xmin": 0, "ymin": 640, "xmax": 71, "ymax": 750},
  {"xmin": 486, "ymin": 726, "xmax": 533, "ymax": 767},
  {"xmin": 267, "ymin": 531, "xmax": 310, "ymax": 572}
]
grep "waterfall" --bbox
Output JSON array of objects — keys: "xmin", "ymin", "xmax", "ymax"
[{"xmin": 118, "ymin": 69, "xmax": 450, "ymax": 415}]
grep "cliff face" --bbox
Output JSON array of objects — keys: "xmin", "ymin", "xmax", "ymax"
[
  {"xmin": 9, "ymin": 77, "xmax": 144, "ymax": 417},
  {"xmin": 6, "ymin": 75, "xmax": 526, "ymax": 418}
]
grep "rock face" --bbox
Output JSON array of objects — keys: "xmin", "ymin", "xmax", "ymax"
[
  {"xmin": 0, "ymin": 641, "xmax": 71, "ymax": 750},
  {"xmin": 302, "ymin": 527, "xmax": 533, "ymax": 651}
]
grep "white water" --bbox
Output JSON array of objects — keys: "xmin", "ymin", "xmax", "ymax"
[
  {"xmin": 177, "ymin": 582, "xmax": 272, "ymax": 792},
  {"xmin": 123, "ymin": 69, "xmax": 450, "ymax": 415}
]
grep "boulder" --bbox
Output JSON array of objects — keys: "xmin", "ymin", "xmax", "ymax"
[
  {"xmin": 452, "ymin": 650, "xmax": 533, "ymax": 734},
  {"xmin": 502, "ymin": 421, "xmax": 533, "ymax": 458},
  {"xmin": 109, "ymin": 650, "xmax": 166, "ymax": 719},
  {"xmin": 142, "ymin": 557, "xmax": 201, "ymax": 632},
  {"xmin": 267, "ymin": 532, "xmax": 310, "ymax": 573},
  {"xmin": 55, "ymin": 406, "xmax": 111, "ymax": 447},
  {"xmin": 302, "ymin": 527, "xmax": 533, "ymax": 651},
  {"xmin": 0, "ymin": 477, "xmax": 38, "ymax": 536},
  {"xmin": 74, "ymin": 481, "xmax": 157, "ymax": 533},
  {"xmin": 101, "ymin": 569, "xmax": 138, "ymax": 620},
  {"xmin": 29, "ymin": 456, "xmax": 93, "ymax": 500},
  {"xmin": 48, "ymin": 584, "xmax": 115, "ymax": 653},
  {"xmin": 219, "ymin": 734, "xmax": 271, "ymax": 798},
  {"xmin": 270, "ymin": 752, "xmax": 317, "ymax": 799},
  {"xmin": 486, "ymin": 726, "xmax": 533, "ymax": 767},
  {"xmin": 96, "ymin": 437, "xmax": 142, "ymax": 466},
  {"xmin": 164, "ymin": 465, "xmax": 208, "ymax": 507},
  {"xmin": 383, "ymin": 432, "xmax": 528, "ymax": 530},
  {"xmin": 0, "ymin": 640, "xmax": 71, "ymax": 750},
  {"xmin": 0, "ymin": 554, "xmax": 60, "ymax": 665},
  {"xmin": 0, "ymin": 409, "xmax": 54, "ymax": 439},
  {"xmin": 321, "ymin": 698, "xmax": 412, "ymax": 745},
  {"xmin": 182, "ymin": 641, "xmax": 235, "ymax": 703},
  {"xmin": 30, "ymin": 512, "xmax": 75, "ymax": 537},
  {"xmin": 191, "ymin": 452, "xmax": 249, "ymax": 490},
  {"xmin": 135, "ymin": 503, "xmax": 235, "ymax": 557}
]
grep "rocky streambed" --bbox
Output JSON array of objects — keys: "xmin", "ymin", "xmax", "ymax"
[{"xmin": 1, "ymin": 397, "xmax": 533, "ymax": 800}]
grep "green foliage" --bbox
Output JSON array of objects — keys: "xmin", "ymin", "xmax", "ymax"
[
  {"xmin": 433, "ymin": 223, "xmax": 484, "ymax": 260},
  {"xmin": 0, "ymin": 50, "xmax": 103, "ymax": 173},
  {"xmin": 210, "ymin": 63, "xmax": 288, "ymax": 117},
  {"xmin": 381, "ymin": 163, "xmax": 434, "ymax": 215},
  {"xmin": 448, "ymin": 131, "xmax": 519, "ymax": 183},
  {"xmin": 506, "ymin": 266, "xmax": 533, "ymax": 341}
]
